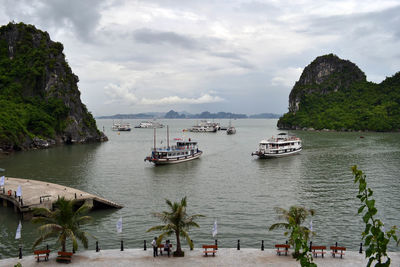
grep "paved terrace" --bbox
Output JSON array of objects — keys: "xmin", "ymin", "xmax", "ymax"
[
  {"xmin": 1, "ymin": 248, "xmax": 399, "ymax": 267},
  {"xmin": 0, "ymin": 177, "xmax": 122, "ymax": 219}
]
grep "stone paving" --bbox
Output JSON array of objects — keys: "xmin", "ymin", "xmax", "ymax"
[{"xmin": 1, "ymin": 248, "xmax": 399, "ymax": 267}]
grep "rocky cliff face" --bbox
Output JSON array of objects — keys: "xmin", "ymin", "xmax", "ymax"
[
  {"xmin": 0, "ymin": 22, "xmax": 107, "ymax": 152},
  {"xmin": 288, "ymin": 54, "xmax": 366, "ymax": 113},
  {"xmin": 277, "ymin": 54, "xmax": 400, "ymax": 132}
]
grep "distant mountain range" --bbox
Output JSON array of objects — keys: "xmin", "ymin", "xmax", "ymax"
[{"xmin": 97, "ymin": 110, "xmax": 281, "ymax": 119}]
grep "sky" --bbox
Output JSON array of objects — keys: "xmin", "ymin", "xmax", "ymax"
[{"xmin": 1, "ymin": 0, "xmax": 400, "ymax": 116}]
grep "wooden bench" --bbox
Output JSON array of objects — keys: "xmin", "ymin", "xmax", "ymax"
[
  {"xmin": 56, "ymin": 251, "xmax": 73, "ymax": 263},
  {"xmin": 34, "ymin": 249, "xmax": 50, "ymax": 262},
  {"xmin": 330, "ymin": 246, "xmax": 346, "ymax": 258},
  {"xmin": 202, "ymin": 245, "xmax": 218, "ymax": 256},
  {"xmin": 158, "ymin": 244, "xmax": 173, "ymax": 256},
  {"xmin": 311, "ymin": 246, "xmax": 326, "ymax": 258},
  {"xmin": 275, "ymin": 244, "xmax": 290, "ymax": 256}
]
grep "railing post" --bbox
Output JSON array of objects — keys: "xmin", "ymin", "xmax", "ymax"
[
  {"xmin": 237, "ymin": 239, "xmax": 240, "ymax": 250},
  {"xmin": 359, "ymin": 243, "xmax": 363, "ymax": 254},
  {"xmin": 144, "ymin": 240, "xmax": 146, "ymax": 251},
  {"xmin": 96, "ymin": 241, "xmax": 99, "ymax": 252},
  {"xmin": 335, "ymin": 241, "xmax": 338, "ymax": 253},
  {"xmin": 190, "ymin": 240, "xmax": 193, "ymax": 250},
  {"xmin": 121, "ymin": 240, "xmax": 124, "ymax": 251},
  {"xmin": 215, "ymin": 239, "xmax": 218, "ymax": 250},
  {"xmin": 18, "ymin": 245, "xmax": 22, "ymax": 259},
  {"xmin": 261, "ymin": 240, "xmax": 264, "ymax": 251},
  {"xmin": 309, "ymin": 241, "xmax": 312, "ymax": 252}
]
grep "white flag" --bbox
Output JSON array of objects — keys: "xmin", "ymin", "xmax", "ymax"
[
  {"xmin": 310, "ymin": 220, "xmax": 313, "ymax": 231},
  {"xmin": 16, "ymin": 185, "xmax": 22, "ymax": 197},
  {"xmin": 116, "ymin": 217, "xmax": 122, "ymax": 233},
  {"xmin": 212, "ymin": 220, "xmax": 218, "ymax": 237},
  {"xmin": 15, "ymin": 221, "xmax": 22, "ymax": 239},
  {"xmin": 0, "ymin": 176, "xmax": 4, "ymax": 186}
]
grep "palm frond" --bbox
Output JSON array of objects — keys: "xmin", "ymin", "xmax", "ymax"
[
  {"xmin": 32, "ymin": 207, "xmax": 53, "ymax": 216},
  {"xmin": 269, "ymin": 222, "xmax": 290, "ymax": 231},
  {"xmin": 37, "ymin": 224, "xmax": 62, "ymax": 235},
  {"xmin": 147, "ymin": 225, "xmax": 169, "ymax": 232}
]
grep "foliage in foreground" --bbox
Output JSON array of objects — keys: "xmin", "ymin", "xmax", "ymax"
[
  {"xmin": 352, "ymin": 166, "xmax": 399, "ymax": 267},
  {"xmin": 147, "ymin": 196, "xmax": 204, "ymax": 257},
  {"xmin": 32, "ymin": 197, "xmax": 94, "ymax": 252},
  {"xmin": 269, "ymin": 206, "xmax": 316, "ymax": 266}
]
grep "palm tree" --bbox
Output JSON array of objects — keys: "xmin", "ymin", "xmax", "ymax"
[
  {"xmin": 269, "ymin": 206, "xmax": 315, "ymax": 246},
  {"xmin": 31, "ymin": 197, "xmax": 93, "ymax": 252},
  {"xmin": 146, "ymin": 196, "xmax": 204, "ymax": 257}
]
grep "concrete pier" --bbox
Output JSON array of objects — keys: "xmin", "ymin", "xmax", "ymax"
[{"xmin": 0, "ymin": 177, "xmax": 123, "ymax": 219}]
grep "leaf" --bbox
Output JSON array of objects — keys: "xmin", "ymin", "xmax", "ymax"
[
  {"xmin": 364, "ymin": 223, "xmax": 372, "ymax": 234},
  {"xmin": 365, "ymin": 235, "xmax": 373, "ymax": 246},
  {"xmin": 358, "ymin": 205, "xmax": 366, "ymax": 214},
  {"xmin": 366, "ymin": 199, "xmax": 375, "ymax": 210},
  {"xmin": 365, "ymin": 246, "xmax": 374, "ymax": 257},
  {"xmin": 363, "ymin": 212, "xmax": 371, "ymax": 223},
  {"xmin": 367, "ymin": 188, "xmax": 373, "ymax": 197}
]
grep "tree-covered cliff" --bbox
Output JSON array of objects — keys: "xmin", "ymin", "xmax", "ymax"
[
  {"xmin": 0, "ymin": 22, "xmax": 107, "ymax": 152},
  {"xmin": 278, "ymin": 54, "xmax": 400, "ymax": 131}
]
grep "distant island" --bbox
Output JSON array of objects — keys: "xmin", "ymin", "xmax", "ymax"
[
  {"xmin": 97, "ymin": 110, "xmax": 281, "ymax": 119},
  {"xmin": 0, "ymin": 22, "xmax": 106, "ymax": 153},
  {"xmin": 278, "ymin": 54, "xmax": 400, "ymax": 132}
]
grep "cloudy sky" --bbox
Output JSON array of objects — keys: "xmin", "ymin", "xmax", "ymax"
[{"xmin": 1, "ymin": 0, "xmax": 400, "ymax": 116}]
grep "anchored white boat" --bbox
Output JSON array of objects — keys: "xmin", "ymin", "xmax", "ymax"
[
  {"xmin": 112, "ymin": 121, "xmax": 131, "ymax": 131},
  {"xmin": 144, "ymin": 127, "xmax": 202, "ymax": 165},
  {"xmin": 188, "ymin": 120, "xmax": 218, "ymax": 132},
  {"xmin": 251, "ymin": 133, "xmax": 302, "ymax": 158},
  {"xmin": 134, "ymin": 120, "xmax": 164, "ymax": 128}
]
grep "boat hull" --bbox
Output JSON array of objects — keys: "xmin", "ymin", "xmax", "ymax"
[
  {"xmin": 252, "ymin": 148, "xmax": 302, "ymax": 158},
  {"xmin": 145, "ymin": 151, "xmax": 202, "ymax": 165}
]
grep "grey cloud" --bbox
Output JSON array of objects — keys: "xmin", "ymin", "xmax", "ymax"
[
  {"xmin": 299, "ymin": 5, "xmax": 400, "ymax": 41},
  {"xmin": 2, "ymin": 0, "xmax": 105, "ymax": 41},
  {"xmin": 133, "ymin": 28, "xmax": 201, "ymax": 50},
  {"xmin": 132, "ymin": 28, "xmax": 254, "ymax": 69}
]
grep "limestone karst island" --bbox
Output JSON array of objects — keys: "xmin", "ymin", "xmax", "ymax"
[{"xmin": 0, "ymin": 22, "xmax": 107, "ymax": 154}]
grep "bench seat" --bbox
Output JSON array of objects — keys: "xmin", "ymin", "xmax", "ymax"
[
  {"xmin": 56, "ymin": 251, "xmax": 73, "ymax": 263},
  {"xmin": 311, "ymin": 246, "xmax": 326, "ymax": 258},
  {"xmin": 34, "ymin": 249, "xmax": 50, "ymax": 262},
  {"xmin": 330, "ymin": 246, "xmax": 346, "ymax": 258},
  {"xmin": 203, "ymin": 245, "xmax": 218, "ymax": 256},
  {"xmin": 275, "ymin": 244, "xmax": 290, "ymax": 256}
]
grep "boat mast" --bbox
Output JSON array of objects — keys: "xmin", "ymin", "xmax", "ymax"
[
  {"xmin": 153, "ymin": 127, "xmax": 156, "ymax": 151},
  {"xmin": 167, "ymin": 125, "xmax": 170, "ymax": 149}
]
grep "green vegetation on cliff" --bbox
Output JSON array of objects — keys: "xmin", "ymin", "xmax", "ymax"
[
  {"xmin": 0, "ymin": 22, "xmax": 102, "ymax": 151},
  {"xmin": 278, "ymin": 54, "xmax": 400, "ymax": 131}
]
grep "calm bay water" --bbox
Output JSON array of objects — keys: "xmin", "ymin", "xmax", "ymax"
[{"xmin": 1, "ymin": 119, "xmax": 400, "ymax": 258}]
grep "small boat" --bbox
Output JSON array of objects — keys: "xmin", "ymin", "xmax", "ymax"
[
  {"xmin": 188, "ymin": 120, "xmax": 217, "ymax": 132},
  {"xmin": 226, "ymin": 126, "xmax": 236, "ymax": 135},
  {"xmin": 134, "ymin": 120, "xmax": 164, "ymax": 128},
  {"xmin": 226, "ymin": 120, "xmax": 236, "ymax": 135},
  {"xmin": 112, "ymin": 121, "xmax": 131, "ymax": 131},
  {"xmin": 144, "ymin": 127, "xmax": 202, "ymax": 165},
  {"xmin": 251, "ymin": 133, "xmax": 302, "ymax": 158}
]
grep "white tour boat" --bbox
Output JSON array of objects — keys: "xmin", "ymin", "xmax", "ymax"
[
  {"xmin": 112, "ymin": 121, "xmax": 131, "ymax": 131},
  {"xmin": 251, "ymin": 133, "xmax": 302, "ymax": 158},
  {"xmin": 134, "ymin": 120, "xmax": 164, "ymax": 128},
  {"xmin": 188, "ymin": 120, "xmax": 218, "ymax": 132},
  {"xmin": 144, "ymin": 127, "xmax": 202, "ymax": 165}
]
